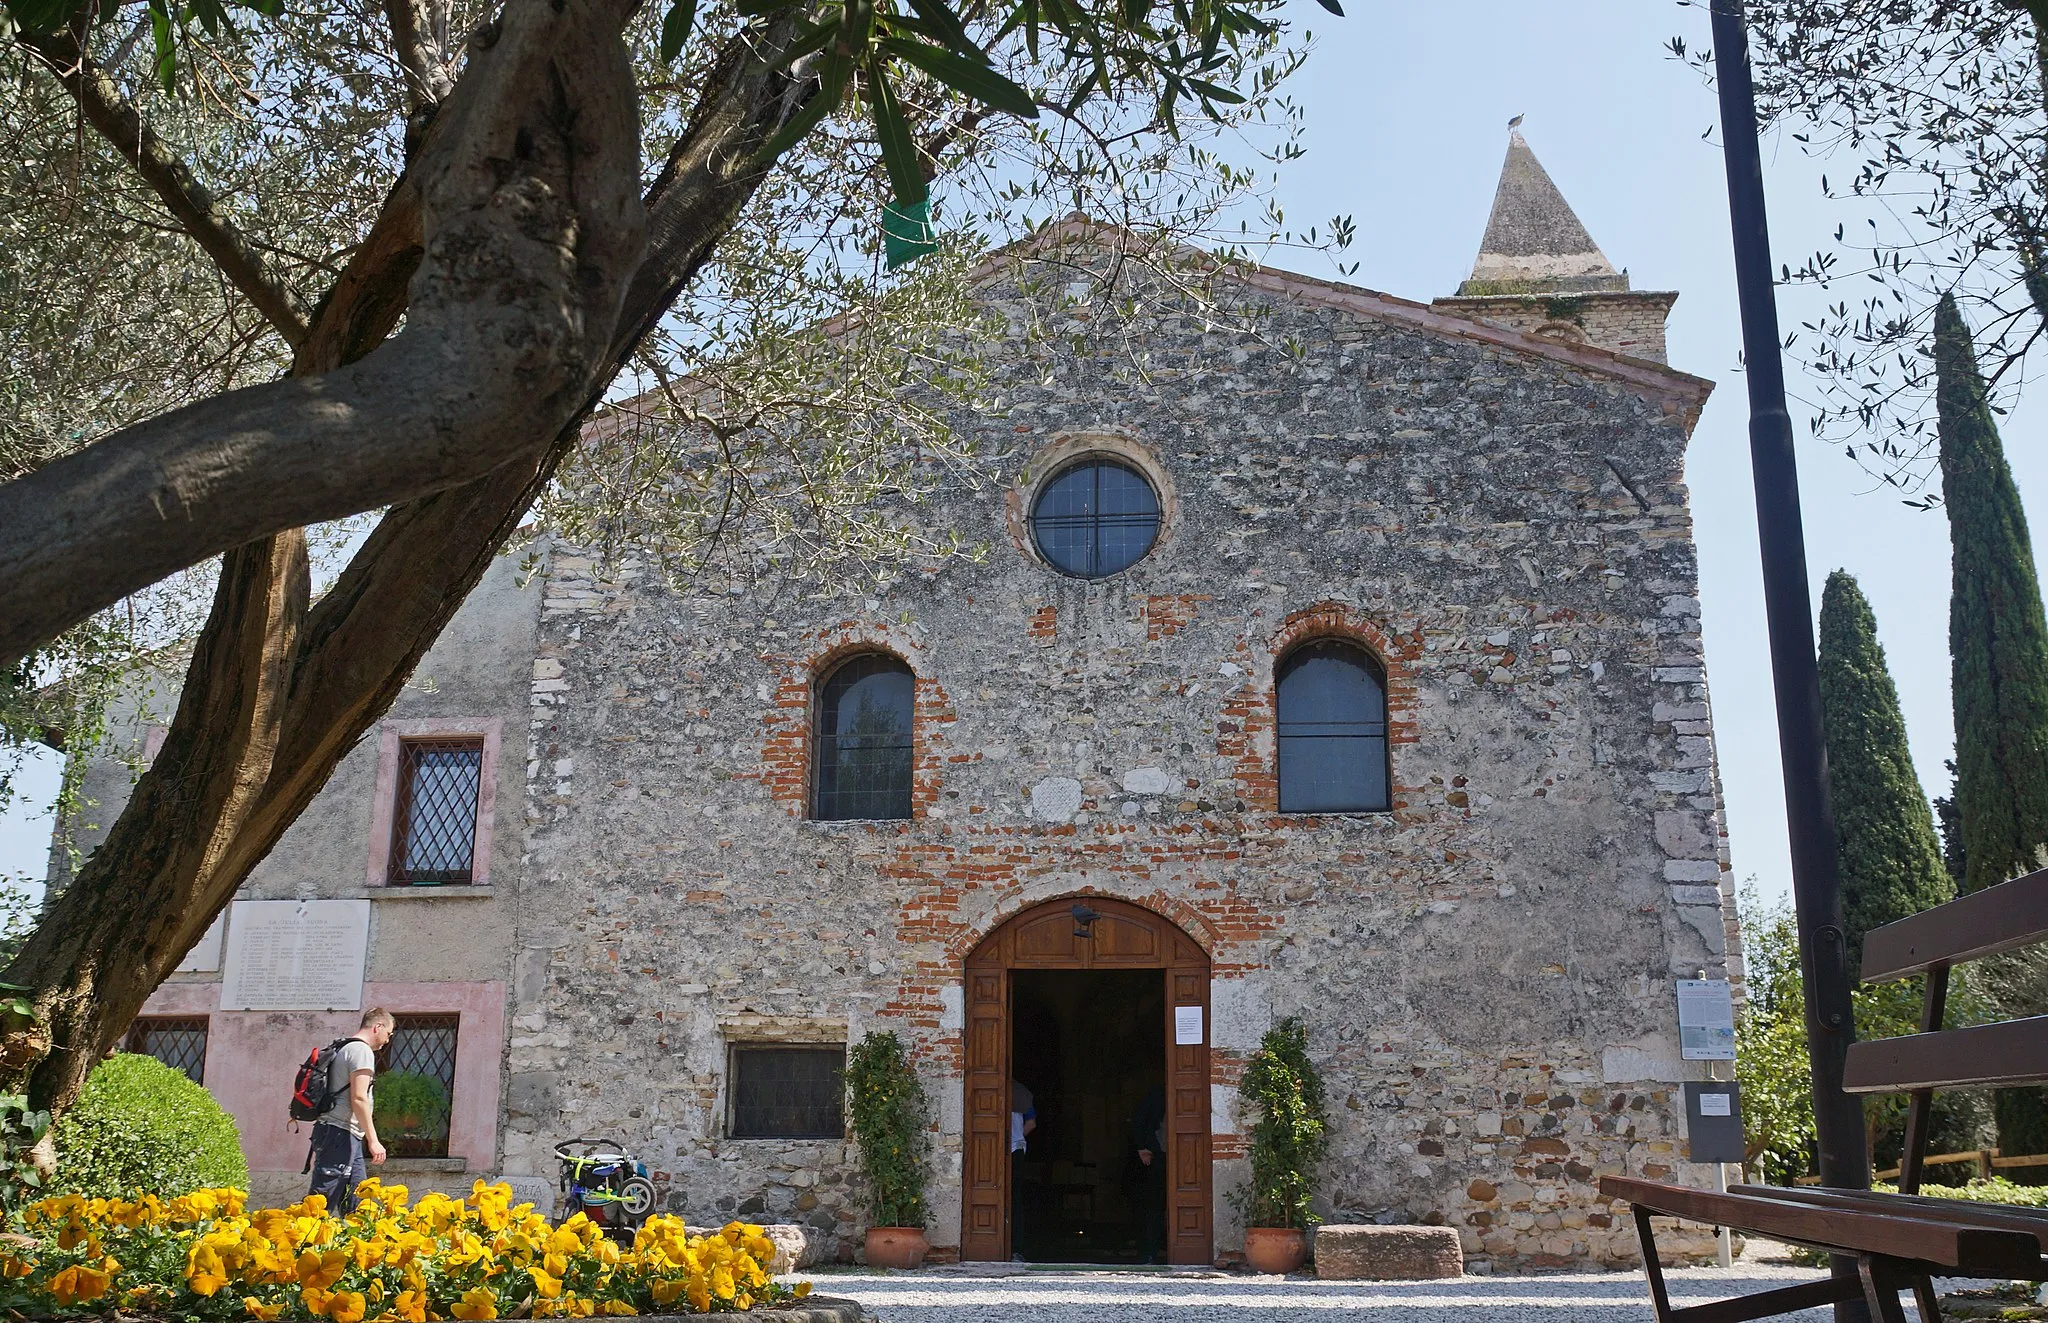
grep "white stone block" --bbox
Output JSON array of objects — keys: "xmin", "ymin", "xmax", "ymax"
[
  {"xmin": 1602, "ymin": 1043, "xmax": 1686, "ymax": 1083},
  {"xmin": 1030, "ymin": 777, "xmax": 1083, "ymax": 822},
  {"xmin": 1210, "ymin": 975, "xmax": 1270, "ymax": 1050},
  {"xmin": 1122, "ymin": 766, "xmax": 1172, "ymax": 795}
]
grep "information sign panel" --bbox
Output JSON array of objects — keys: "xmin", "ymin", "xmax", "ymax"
[{"xmin": 1676, "ymin": 978, "xmax": 1736, "ymax": 1061}]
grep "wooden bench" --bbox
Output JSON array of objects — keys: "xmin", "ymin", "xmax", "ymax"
[{"xmin": 1600, "ymin": 866, "xmax": 2048, "ymax": 1322}]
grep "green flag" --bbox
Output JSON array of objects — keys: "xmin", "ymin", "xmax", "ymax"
[{"xmin": 883, "ymin": 198, "xmax": 937, "ymax": 270}]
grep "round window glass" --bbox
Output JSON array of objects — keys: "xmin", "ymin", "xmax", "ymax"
[{"xmin": 1029, "ymin": 458, "xmax": 1161, "ymax": 578}]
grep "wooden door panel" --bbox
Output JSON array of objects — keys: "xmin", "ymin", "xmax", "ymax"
[
  {"xmin": 1013, "ymin": 911, "xmax": 1083, "ymax": 964},
  {"xmin": 961, "ymin": 959, "xmax": 1008, "ymax": 1261},
  {"xmin": 1090, "ymin": 913, "xmax": 1163, "ymax": 963},
  {"xmin": 961, "ymin": 898, "xmax": 1212, "ymax": 1265},
  {"xmin": 1167, "ymin": 966, "xmax": 1211, "ymax": 1265}
]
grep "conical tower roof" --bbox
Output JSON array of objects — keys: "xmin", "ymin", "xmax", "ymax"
[{"xmin": 1457, "ymin": 131, "xmax": 1627, "ymax": 295}]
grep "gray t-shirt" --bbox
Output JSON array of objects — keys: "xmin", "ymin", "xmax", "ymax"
[{"xmin": 319, "ymin": 1038, "xmax": 377, "ymax": 1135}]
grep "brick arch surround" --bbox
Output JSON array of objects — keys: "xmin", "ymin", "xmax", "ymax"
[
  {"xmin": 751, "ymin": 622, "xmax": 957, "ymax": 819},
  {"xmin": 959, "ymin": 895, "xmax": 1213, "ymax": 1265},
  {"xmin": 1220, "ymin": 601, "xmax": 1422, "ymax": 817}
]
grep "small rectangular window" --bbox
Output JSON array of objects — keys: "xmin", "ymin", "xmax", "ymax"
[
  {"xmin": 375, "ymin": 1013, "xmax": 460, "ymax": 1158},
  {"xmin": 729, "ymin": 1045, "xmax": 845, "ymax": 1139},
  {"xmin": 126, "ymin": 1016, "xmax": 208, "ymax": 1084},
  {"xmin": 390, "ymin": 738, "xmax": 485, "ymax": 885}
]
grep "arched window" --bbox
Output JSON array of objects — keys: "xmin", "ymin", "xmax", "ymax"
[
  {"xmin": 1275, "ymin": 640, "xmax": 1389, "ymax": 813},
  {"xmin": 813, "ymin": 654, "xmax": 915, "ymax": 821},
  {"xmin": 1030, "ymin": 458, "xmax": 1161, "ymax": 578}
]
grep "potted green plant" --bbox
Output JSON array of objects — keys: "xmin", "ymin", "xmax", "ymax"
[
  {"xmin": 844, "ymin": 1030, "xmax": 930, "ymax": 1269},
  {"xmin": 372, "ymin": 1071, "xmax": 451, "ymax": 1152},
  {"xmin": 1230, "ymin": 1017, "xmax": 1329, "ymax": 1274}
]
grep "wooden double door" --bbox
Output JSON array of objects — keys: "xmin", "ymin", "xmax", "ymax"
[{"xmin": 960, "ymin": 897, "xmax": 1213, "ymax": 1264}]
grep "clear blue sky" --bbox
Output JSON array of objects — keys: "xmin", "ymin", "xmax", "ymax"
[{"xmin": 3, "ymin": 2, "xmax": 2037, "ymax": 910}]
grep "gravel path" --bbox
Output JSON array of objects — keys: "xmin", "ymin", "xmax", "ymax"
[{"xmin": 808, "ymin": 1263, "xmax": 1912, "ymax": 1322}]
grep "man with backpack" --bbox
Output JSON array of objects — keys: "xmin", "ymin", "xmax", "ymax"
[{"xmin": 299, "ymin": 1008, "xmax": 394, "ymax": 1213}]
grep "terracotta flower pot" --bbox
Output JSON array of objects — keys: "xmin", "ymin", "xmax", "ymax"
[
  {"xmin": 1243, "ymin": 1226, "xmax": 1307, "ymax": 1275},
  {"xmin": 864, "ymin": 1226, "xmax": 929, "ymax": 1270}
]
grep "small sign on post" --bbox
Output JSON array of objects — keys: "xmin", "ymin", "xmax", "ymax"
[
  {"xmin": 1675, "ymin": 978, "xmax": 1736, "ymax": 1061},
  {"xmin": 1683, "ymin": 1082, "xmax": 1746, "ymax": 1164}
]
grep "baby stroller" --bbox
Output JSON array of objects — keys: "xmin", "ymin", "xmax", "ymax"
[{"xmin": 553, "ymin": 1137, "xmax": 659, "ymax": 1230}]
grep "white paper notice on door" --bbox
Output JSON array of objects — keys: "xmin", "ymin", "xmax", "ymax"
[
  {"xmin": 1174, "ymin": 1005, "xmax": 1203, "ymax": 1045},
  {"xmin": 1699, "ymin": 1092, "xmax": 1733, "ymax": 1117}
]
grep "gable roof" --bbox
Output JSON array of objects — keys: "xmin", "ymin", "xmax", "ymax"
[
  {"xmin": 592, "ymin": 214, "xmax": 1714, "ymax": 437},
  {"xmin": 983, "ymin": 216, "xmax": 1713, "ymax": 428}
]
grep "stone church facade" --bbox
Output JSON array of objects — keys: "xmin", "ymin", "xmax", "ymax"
[{"xmin": 80, "ymin": 133, "xmax": 1737, "ymax": 1271}]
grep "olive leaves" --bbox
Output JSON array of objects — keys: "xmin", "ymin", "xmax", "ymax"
[
  {"xmin": 5, "ymin": 0, "xmax": 283, "ymax": 92},
  {"xmin": 655, "ymin": 0, "xmax": 1326, "ymax": 220}
]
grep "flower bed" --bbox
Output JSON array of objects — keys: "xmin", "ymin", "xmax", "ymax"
[{"xmin": 0, "ymin": 1179, "xmax": 814, "ymax": 1320}]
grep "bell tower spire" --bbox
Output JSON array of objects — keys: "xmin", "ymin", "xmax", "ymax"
[
  {"xmin": 1433, "ymin": 126, "xmax": 1678, "ymax": 362},
  {"xmin": 1461, "ymin": 130, "xmax": 1626, "ymax": 294}
]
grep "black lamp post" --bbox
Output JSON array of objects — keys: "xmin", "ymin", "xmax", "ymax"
[{"xmin": 1708, "ymin": 2, "xmax": 1872, "ymax": 1316}]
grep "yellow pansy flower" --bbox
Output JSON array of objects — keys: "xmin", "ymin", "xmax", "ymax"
[
  {"xmin": 187, "ymin": 1243, "xmax": 230, "ymax": 1296},
  {"xmin": 244, "ymin": 1296, "xmax": 286, "ymax": 1319},
  {"xmin": 298, "ymin": 1246, "xmax": 351, "ymax": 1290},
  {"xmin": 451, "ymin": 1286, "xmax": 500, "ymax": 1320},
  {"xmin": 50, "ymin": 1263, "xmax": 113, "ymax": 1306}
]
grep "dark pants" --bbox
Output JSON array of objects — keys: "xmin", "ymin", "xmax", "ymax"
[
  {"xmin": 1134, "ymin": 1156, "xmax": 1166, "ymax": 1262},
  {"xmin": 308, "ymin": 1123, "xmax": 366, "ymax": 1214}
]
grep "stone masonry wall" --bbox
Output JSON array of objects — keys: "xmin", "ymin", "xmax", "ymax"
[
  {"xmin": 1431, "ymin": 291, "xmax": 1680, "ymax": 365},
  {"xmin": 501, "ymin": 251, "xmax": 1734, "ymax": 1270}
]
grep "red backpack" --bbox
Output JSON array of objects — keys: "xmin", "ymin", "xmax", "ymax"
[{"xmin": 290, "ymin": 1038, "xmax": 354, "ymax": 1122}]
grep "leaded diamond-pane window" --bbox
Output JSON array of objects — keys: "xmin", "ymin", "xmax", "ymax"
[
  {"xmin": 813, "ymin": 655, "xmax": 914, "ymax": 821},
  {"xmin": 729, "ymin": 1046, "xmax": 844, "ymax": 1139},
  {"xmin": 1276, "ymin": 640, "xmax": 1390, "ymax": 814},
  {"xmin": 1029, "ymin": 458, "xmax": 1161, "ymax": 578},
  {"xmin": 126, "ymin": 1016, "xmax": 208, "ymax": 1084},
  {"xmin": 375, "ymin": 1013, "xmax": 459, "ymax": 1158},
  {"xmin": 390, "ymin": 739, "xmax": 484, "ymax": 885}
]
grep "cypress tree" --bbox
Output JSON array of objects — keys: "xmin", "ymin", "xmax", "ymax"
[
  {"xmin": 1938, "ymin": 291, "xmax": 2048, "ymax": 1161},
  {"xmin": 1938, "ymin": 293, "xmax": 2048, "ymax": 892},
  {"xmin": 1817, "ymin": 570, "xmax": 1954, "ymax": 969}
]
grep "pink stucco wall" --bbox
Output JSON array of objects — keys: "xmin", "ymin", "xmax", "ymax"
[{"xmin": 139, "ymin": 980, "xmax": 506, "ymax": 1175}]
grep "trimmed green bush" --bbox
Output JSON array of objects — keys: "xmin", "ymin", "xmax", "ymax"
[
  {"xmin": 51, "ymin": 1053, "xmax": 247, "ymax": 1198},
  {"xmin": 1904, "ymin": 1176, "xmax": 2048, "ymax": 1208}
]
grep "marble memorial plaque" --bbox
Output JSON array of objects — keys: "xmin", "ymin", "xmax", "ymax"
[
  {"xmin": 221, "ymin": 900, "xmax": 369, "ymax": 1011},
  {"xmin": 175, "ymin": 912, "xmax": 227, "ymax": 973}
]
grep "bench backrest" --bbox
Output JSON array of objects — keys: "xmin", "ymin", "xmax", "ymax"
[
  {"xmin": 1841, "ymin": 866, "xmax": 2048, "ymax": 1191},
  {"xmin": 1859, "ymin": 869, "xmax": 2048, "ymax": 982}
]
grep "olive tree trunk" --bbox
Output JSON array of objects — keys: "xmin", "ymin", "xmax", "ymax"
[{"xmin": 3, "ymin": 10, "xmax": 809, "ymax": 1128}]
